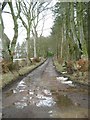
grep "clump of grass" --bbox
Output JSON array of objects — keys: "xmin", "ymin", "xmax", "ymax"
[
  {"xmin": 54, "ymin": 61, "xmax": 64, "ymax": 72},
  {"xmin": 2, "ymin": 72, "xmax": 15, "ymax": 87}
]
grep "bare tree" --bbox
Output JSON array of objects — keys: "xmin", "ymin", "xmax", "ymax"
[
  {"xmin": 18, "ymin": 0, "xmax": 52, "ymax": 61},
  {"xmin": 31, "ymin": 0, "xmax": 52, "ymax": 58},
  {"xmin": 1, "ymin": 1, "xmax": 20, "ymax": 64}
]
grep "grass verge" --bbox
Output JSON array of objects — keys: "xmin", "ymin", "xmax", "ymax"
[{"xmin": 1, "ymin": 60, "xmax": 46, "ymax": 88}]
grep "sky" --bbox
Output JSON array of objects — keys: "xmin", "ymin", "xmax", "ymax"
[{"xmin": 2, "ymin": 0, "xmax": 57, "ymax": 45}]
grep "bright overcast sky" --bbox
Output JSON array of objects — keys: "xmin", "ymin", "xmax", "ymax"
[{"xmin": 2, "ymin": 0, "xmax": 57, "ymax": 45}]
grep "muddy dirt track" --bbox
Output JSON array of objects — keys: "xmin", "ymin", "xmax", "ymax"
[{"xmin": 2, "ymin": 58, "xmax": 89, "ymax": 118}]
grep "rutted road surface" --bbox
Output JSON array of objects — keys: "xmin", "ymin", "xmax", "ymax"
[{"xmin": 2, "ymin": 58, "xmax": 89, "ymax": 118}]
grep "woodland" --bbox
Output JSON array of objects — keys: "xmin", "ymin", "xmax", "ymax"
[{"xmin": 0, "ymin": 1, "xmax": 89, "ymax": 87}]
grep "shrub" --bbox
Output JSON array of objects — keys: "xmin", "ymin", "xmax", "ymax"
[
  {"xmin": 65, "ymin": 61, "xmax": 75, "ymax": 74},
  {"xmin": 76, "ymin": 59, "xmax": 88, "ymax": 72},
  {"xmin": 2, "ymin": 60, "xmax": 12, "ymax": 73},
  {"xmin": 34, "ymin": 57, "xmax": 41, "ymax": 63}
]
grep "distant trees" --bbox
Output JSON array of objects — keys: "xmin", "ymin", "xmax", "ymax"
[
  {"xmin": 37, "ymin": 36, "xmax": 50, "ymax": 58},
  {"xmin": 1, "ymin": 0, "xmax": 52, "ymax": 66},
  {"xmin": 15, "ymin": 42, "xmax": 21, "ymax": 58},
  {"xmin": 51, "ymin": 2, "xmax": 88, "ymax": 62},
  {"xmin": 15, "ymin": 41, "xmax": 27, "ymax": 58},
  {"xmin": 14, "ymin": 36, "xmax": 50, "ymax": 59},
  {"xmin": 1, "ymin": 0, "xmax": 89, "ymax": 67},
  {"xmin": 18, "ymin": 0, "xmax": 52, "ymax": 60}
]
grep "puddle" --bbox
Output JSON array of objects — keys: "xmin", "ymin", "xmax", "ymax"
[
  {"xmin": 36, "ymin": 97, "xmax": 55, "ymax": 107},
  {"xmin": 13, "ymin": 89, "xmax": 17, "ymax": 94},
  {"xmin": 18, "ymin": 80, "xmax": 26, "ymax": 86},
  {"xmin": 12, "ymin": 80, "xmax": 27, "ymax": 93},
  {"xmin": 14, "ymin": 96, "xmax": 28, "ymax": 109},
  {"xmin": 29, "ymin": 91, "xmax": 34, "ymax": 95},
  {"xmin": 14, "ymin": 102, "xmax": 27, "ymax": 109},
  {"xmin": 43, "ymin": 89, "xmax": 52, "ymax": 96},
  {"xmin": 23, "ymin": 96, "xmax": 28, "ymax": 100},
  {"xmin": 49, "ymin": 107, "xmax": 88, "ymax": 118},
  {"xmin": 36, "ymin": 94, "xmax": 56, "ymax": 107},
  {"xmin": 3, "ymin": 59, "xmax": 89, "ymax": 118},
  {"xmin": 48, "ymin": 110, "xmax": 53, "ymax": 114},
  {"xmin": 55, "ymin": 94, "xmax": 73, "ymax": 107},
  {"xmin": 13, "ymin": 89, "xmax": 55, "ymax": 108},
  {"xmin": 13, "ymin": 88, "xmax": 27, "ymax": 94},
  {"xmin": 29, "ymin": 97, "xmax": 32, "ymax": 100}
]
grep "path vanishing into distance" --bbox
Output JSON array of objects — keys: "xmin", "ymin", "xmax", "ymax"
[{"xmin": 2, "ymin": 58, "xmax": 89, "ymax": 118}]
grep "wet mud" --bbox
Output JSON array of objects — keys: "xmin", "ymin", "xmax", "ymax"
[{"xmin": 2, "ymin": 58, "xmax": 89, "ymax": 118}]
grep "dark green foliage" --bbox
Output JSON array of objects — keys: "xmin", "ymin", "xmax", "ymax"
[
  {"xmin": 51, "ymin": 1, "xmax": 88, "ymax": 61},
  {"xmin": 47, "ymin": 51, "xmax": 54, "ymax": 57}
]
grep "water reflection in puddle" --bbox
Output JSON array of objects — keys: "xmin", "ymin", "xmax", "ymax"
[
  {"xmin": 12, "ymin": 80, "xmax": 27, "ymax": 94},
  {"xmin": 17, "ymin": 80, "xmax": 27, "ymax": 88},
  {"xmin": 14, "ymin": 96, "xmax": 28, "ymax": 109},
  {"xmin": 13, "ymin": 90, "xmax": 17, "ymax": 94},
  {"xmin": 36, "ymin": 94, "xmax": 56, "ymax": 107},
  {"xmin": 29, "ymin": 97, "xmax": 32, "ymax": 100},
  {"xmin": 13, "ymin": 89, "xmax": 56, "ymax": 109},
  {"xmin": 18, "ymin": 81, "xmax": 26, "ymax": 86},
  {"xmin": 29, "ymin": 91, "xmax": 34, "ymax": 95},
  {"xmin": 43, "ymin": 89, "xmax": 52, "ymax": 96},
  {"xmin": 48, "ymin": 110, "xmax": 53, "ymax": 114},
  {"xmin": 13, "ymin": 88, "xmax": 27, "ymax": 94},
  {"xmin": 13, "ymin": 89, "xmax": 27, "ymax": 93},
  {"xmin": 35, "ymin": 90, "xmax": 55, "ymax": 107},
  {"xmin": 14, "ymin": 102, "xmax": 27, "ymax": 109}
]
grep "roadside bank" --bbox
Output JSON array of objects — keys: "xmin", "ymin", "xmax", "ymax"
[{"xmin": 2, "ymin": 59, "xmax": 46, "ymax": 90}]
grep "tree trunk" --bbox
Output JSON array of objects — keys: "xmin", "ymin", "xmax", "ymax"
[
  {"xmin": 61, "ymin": 24, "xmax": 64, "ymax": 58},
  {"xmin": 33, "ymin": 37, "xmax": 37, "ymax": 58},
  {"xmin": 33, "ymin": 29, "xmax": 37, "ymax": 58},
  {"xmin": 26, "ymin": 29, "xmax": 31, "ymax": 64},
  {"xmin": 1, "ymin": 10, "xmax": 12, "ymax": 62},
  {"xmin": 77, "ymin": 3, "xmax": 83, "ymax": 57},
  {"xmin": 8, "ymin": 2, "xmax": 19, "ymax": 62},
  {"xmin": 70, "ymin": 3, "xmax": 83, "ymax": 59}
]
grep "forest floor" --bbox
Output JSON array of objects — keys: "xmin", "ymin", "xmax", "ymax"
[{"xmin": 2, "ymin": 58, "xmax": 89, "ymax": 118}]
